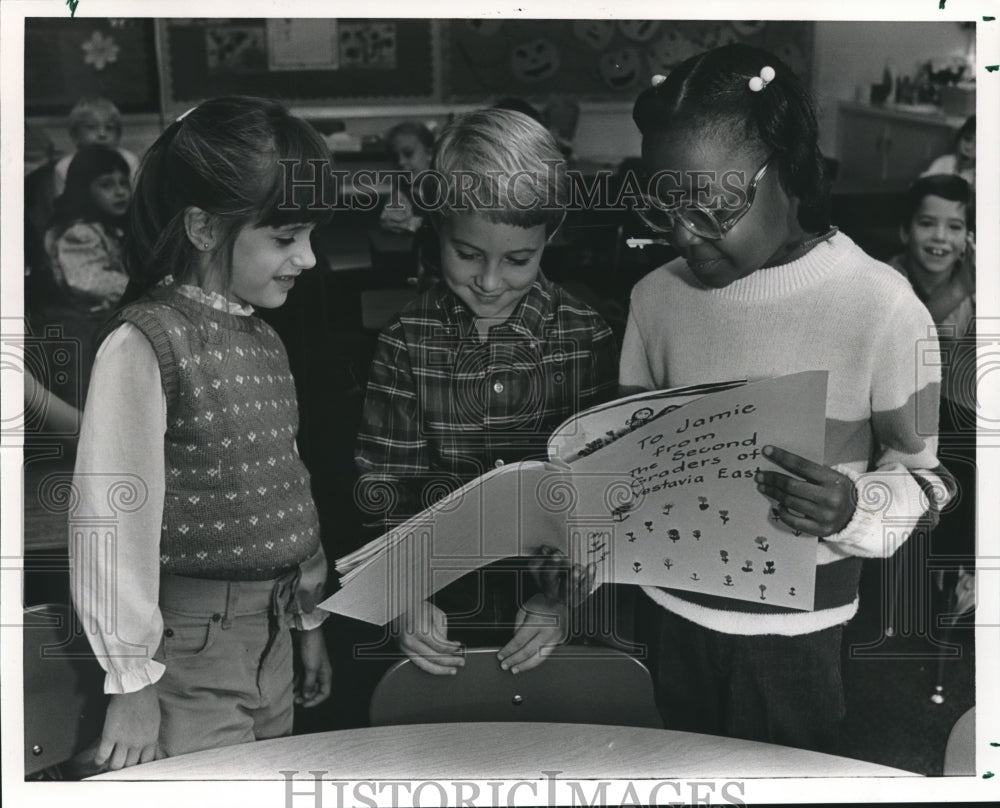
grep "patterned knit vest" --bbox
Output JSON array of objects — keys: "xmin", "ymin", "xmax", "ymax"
[{"xmin": 116, "ymin": 286, "xmax": 319, "ymax": 579}]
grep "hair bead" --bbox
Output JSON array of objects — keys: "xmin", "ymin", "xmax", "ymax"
[{"xmin": 748, "ymin": 65, "xmax": 775, "ymax": 92}]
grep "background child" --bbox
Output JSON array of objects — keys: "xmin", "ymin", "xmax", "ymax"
[
  {"xmin": 53, "ymin": 97, "xmax": 140, "ymax": 197},
  {"xmin": 889, "ymin": 174, "xmax": 976, "ymax": 612},
  {"xmin": 922, "ymin": 115, "xmax": 975, "ymax": 187},
  {"xmin": 45, "ymin": 143, "xmax": 131, "ymax": 310},
  {"xmin": 70, "ymin": 96, "xmax": 334, "ymax": 770},
  {"xmin": 379, "ymin": 121, "xmax": 434, "ymax": 234},
  {"xmin": 622, "ymin": 44, "xmax": 950, "ymax": 753},
  {"xmin": 355, "ymin": 108, "xmax": 618, "ymax": 676}
]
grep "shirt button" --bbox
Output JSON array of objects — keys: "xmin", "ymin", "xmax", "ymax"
[
  {"xmin": 493, "ymin": 381, "xmax": 504, "ymax": 394},
  {"xmin": 212, "ymin": 613, "xmax": 222, "ymax": 622},
  {"xmin": 164, "ymin": 628, "xmax": 174, "ymax": 637},
  {"xmin": 495, "ymin": 459, "xmax": 505, "ymax": 468}
]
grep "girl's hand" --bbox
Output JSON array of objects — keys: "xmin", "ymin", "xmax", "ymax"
[
  {"xmin": 95, "ymin": 686, "xmax": 162, "ymax": 770},
  {"xmin": 394, "ymin": 600, "xmax": 465, "ymax": 675},
  {"xmin": 497, "ymin": 594, "xmax": 569, "ymax": 674},
  {"xmin": 295, "ymin": 627, "xmax": 333, "ymax": 708},
  {"xmin": 755, "ymin": 445, "xmax": 856, "ymax": 537}
]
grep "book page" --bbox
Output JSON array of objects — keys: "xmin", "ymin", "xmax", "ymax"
[
  {"xmin": 320, "ymin": 462, "xmax": 571, "ymax": 625},
  {"xmin": 569, "ymin": 371, "xmax": 828, "ymax": 610}
]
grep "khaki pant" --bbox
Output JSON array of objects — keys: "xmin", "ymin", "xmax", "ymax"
[{"xmin": 154, "ymin": 571, "xmax": 298, "ymax": 758}]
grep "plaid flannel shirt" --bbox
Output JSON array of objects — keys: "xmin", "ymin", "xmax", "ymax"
[{"xmin": 356, "ymin": 275, "xmax": 618, "ymax": 535}]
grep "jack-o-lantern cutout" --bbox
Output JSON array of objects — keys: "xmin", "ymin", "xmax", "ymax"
[
  {"xmin": 618, "ymin": 20, "xmax": 662, "ymax": 43},
  {"xmin": 773, "ymin": 42, "xmax": 806, "ymax": 76},
  {"xmin": 510, "ymin": 38, "xmax": 560, "ymax": 83},
  {"xmin": 646, "ymin": 28, "xmax": 702, "ymax": 75},
  {"xmin": 731, "ymin": 21, "xmax": 767, "ymax": 37},
  {"xmin": 464, "ymin": 20, "xmax": 503, "ymax": 37},
  {"xmin": 599, "ymin": 47, "xmax": 641, "ymax": 90},
  {"xmin": 572, "ymin": 20, "xmax": 615, "ymax": 51},
  {"xmin": 699, "ymin": 23, "xmax": 738, "ymax": 50}
]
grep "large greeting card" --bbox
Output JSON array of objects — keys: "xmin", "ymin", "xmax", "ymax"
[{"xmin": 321, "ymin": 371, "xmax": 828, "ymax": 625}]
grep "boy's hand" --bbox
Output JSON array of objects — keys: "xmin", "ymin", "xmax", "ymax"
[
  {"xmin": 295, "ymin": 627, "xmax": 333, "ymax": 707},
  {"xmin": 95, "ymin": 686, "xmax": 162, "ymax": 770},
  {"xmin": 755, "ymin": 445, "xmax": 856, "ymax": 537},
  {"xmin": 394, "ymin": 600, "xmax": 465, "ymax": 675},
  {"xmin": 497, "ymin": 594, "xmax": 569, "ymax": 674}
]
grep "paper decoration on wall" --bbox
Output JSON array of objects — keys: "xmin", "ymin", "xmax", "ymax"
[
  {"xmin": 618, "ymin": 21, "xmax": 663, "ymax": 43},
  {"xmin": 339, "ymin": 21, "xmax": 397, "ymax": 70},
  {"xmin": 81, "ymin": 31, "xmax": 119, "ymax": 70},
  {"xmin": 773, "ymin": 42, "xmax": 807, "ymax": 76},
  {"xmin": 322, "ymin": 372, "xmax": 828, "ymax": 625},
  {"xmin": 599, "ymin": 47, "xmax": 641, "ymax": 89},
  {"xmin": 206, "ymin": 26, "xmax": 267, "ymax": 71},
  {"xmin": 731, "ymin": 21, "xmax": 767, "ymax": 36},
  {"xmin": 573, "ymin": 20, "xmax": 615, "ymax": 51},
  {"xmin": 266, "ymin": 19, "xmax": 339, "ymax": 71},
  {"xmin": 465, "ymin": 20, "xmax": 504, "ymax": 37},
  {"xmin": 510, "ymin": 38, "xmax": 561, "ymax": 83},
  {"xmin": 699, "ymin": 23, "xmax": 739, "ymax": 50},
  {"xmin": 646, "ymin": 27, "xmax": 703, "ymax": 75}
]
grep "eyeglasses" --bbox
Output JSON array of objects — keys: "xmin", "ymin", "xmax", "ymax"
[{"xmin": 635, "ymin": 155, "xmax": 775, "ymax": 243}]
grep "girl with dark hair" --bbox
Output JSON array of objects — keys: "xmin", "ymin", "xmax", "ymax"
[
  {"xmin": 45, "ymin": 143, "xmax": 131, "ymax": 309},
  {"xmin": 71, "ymin": 96, "xmax": 335, "ymax": 770},
  {"xmin": 622, "ymin": 44, "xmax": 951, "ymax": 752}
]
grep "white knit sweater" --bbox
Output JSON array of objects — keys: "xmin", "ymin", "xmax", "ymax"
[{"xmin": 620, "ymin": 232, "xmax": 946, "ymax": 635}]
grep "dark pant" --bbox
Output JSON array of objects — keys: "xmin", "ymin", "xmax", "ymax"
[
  {"xmin": 636, "ymin": 594, "xmax": 846, "ymax": 754},
  {"xmin": 934, "ymin": 400, "xmax": 976, "ymax": 563}
]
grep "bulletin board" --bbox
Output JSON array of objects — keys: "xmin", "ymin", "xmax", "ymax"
[
  {"xmin": 158, "ymin": 18, "xmax": 436, "ymax": 111},
  {"xmin": 443, "ymin": 19, "xmax": 814, "ymax": 101},
  {"xmin": 24, "ymin": 17, "xmax": 160, "ymax": 115}
]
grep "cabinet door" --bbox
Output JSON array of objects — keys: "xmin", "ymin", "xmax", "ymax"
[
  {"xmin": 882, "ymin": 119, "xmax": 955, "ymax": 180},
  {"xmin": 838, "ymin": 111, "xmax": 888, "ymax": 181}
]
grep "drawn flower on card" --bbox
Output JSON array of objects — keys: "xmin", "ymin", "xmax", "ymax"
[{"xmin": 82, "ymin": 30, "xmax": 120, "ymax": 70}]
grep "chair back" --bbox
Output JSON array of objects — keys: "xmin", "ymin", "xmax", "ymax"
[
  {"xmin": 23, "ymin": 603, "xmax": 108, "ymax": 778},
  {"xmin": 370, "ymin": 645, "xmax": 662, "ymax": 729}
]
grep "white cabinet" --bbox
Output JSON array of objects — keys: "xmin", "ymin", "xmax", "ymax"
[{"xmin": 836, "ymin": 102, "xmax": 965, "ymax": 182}]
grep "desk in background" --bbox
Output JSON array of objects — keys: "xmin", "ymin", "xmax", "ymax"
[{"xmin": 92, "ymin": 722, "xmax": 917, "ymax": 780}]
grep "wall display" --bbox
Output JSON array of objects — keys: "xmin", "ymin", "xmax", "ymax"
[
  {"xmin": 24, "ymin": 17, "xmax": 160, "ymax": 115},
  {"xmin": 159, "ymin": 18, "xmax": 435, "ymax": 112},
  {"xmin": 444, "ymin": 19, "xmax": 814, "ymax": 100}
]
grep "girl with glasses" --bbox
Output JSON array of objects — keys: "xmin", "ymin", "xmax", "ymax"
[{"xmin": 621, "ymin": 44, "xmax": 951, "ymax": 753}]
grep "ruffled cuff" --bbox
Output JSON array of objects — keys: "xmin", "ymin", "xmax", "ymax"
[{"xmin": 103, "ymin": 658, "xmax": 166, "ymax": 695}]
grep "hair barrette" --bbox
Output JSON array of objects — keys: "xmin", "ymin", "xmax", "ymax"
[
  {"xmin": 651, "ymin": 74, "xmax": 667, "ymax": 87},
  {"xmin": 748, "ymin": 66, "xmax": 775, "ymax": 92},
  {"xmin": 176, "ymin": 106, "xmax": 198, "ymax": 122}
]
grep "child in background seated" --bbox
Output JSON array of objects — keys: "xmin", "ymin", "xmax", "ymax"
[
  {"xmin": 379, "ymin": 121, "xmax": 434, "ymax": 234},
  {"xmin": 71, "ymin": 96, "xmax": 333, "ymax": 770},
  {"xmin": 53, "ymin": 97, "xmax": 140, "ymax": 197},
  {"xmin": 889, "ymin": 174, "xmax": 976, "ymax": 609},
  {"xmin": 45, "ymin": 144, "xmax": 131, "ymax": 311},
  {"xmin": 356, "ymin": 108, "xmax": 618, "ymax": 675},
  {"xmin": 922, "ymin": 115, "xmax": 975, "ymax": 188},
  {"xmin": 623, "ymin": 44, "xmax": 951, "ymax": 753}
]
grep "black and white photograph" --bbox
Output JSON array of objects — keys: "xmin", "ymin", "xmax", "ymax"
[{"xmin": 2, "ymin": 0, "xmax": 998, "ymax": 806}]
